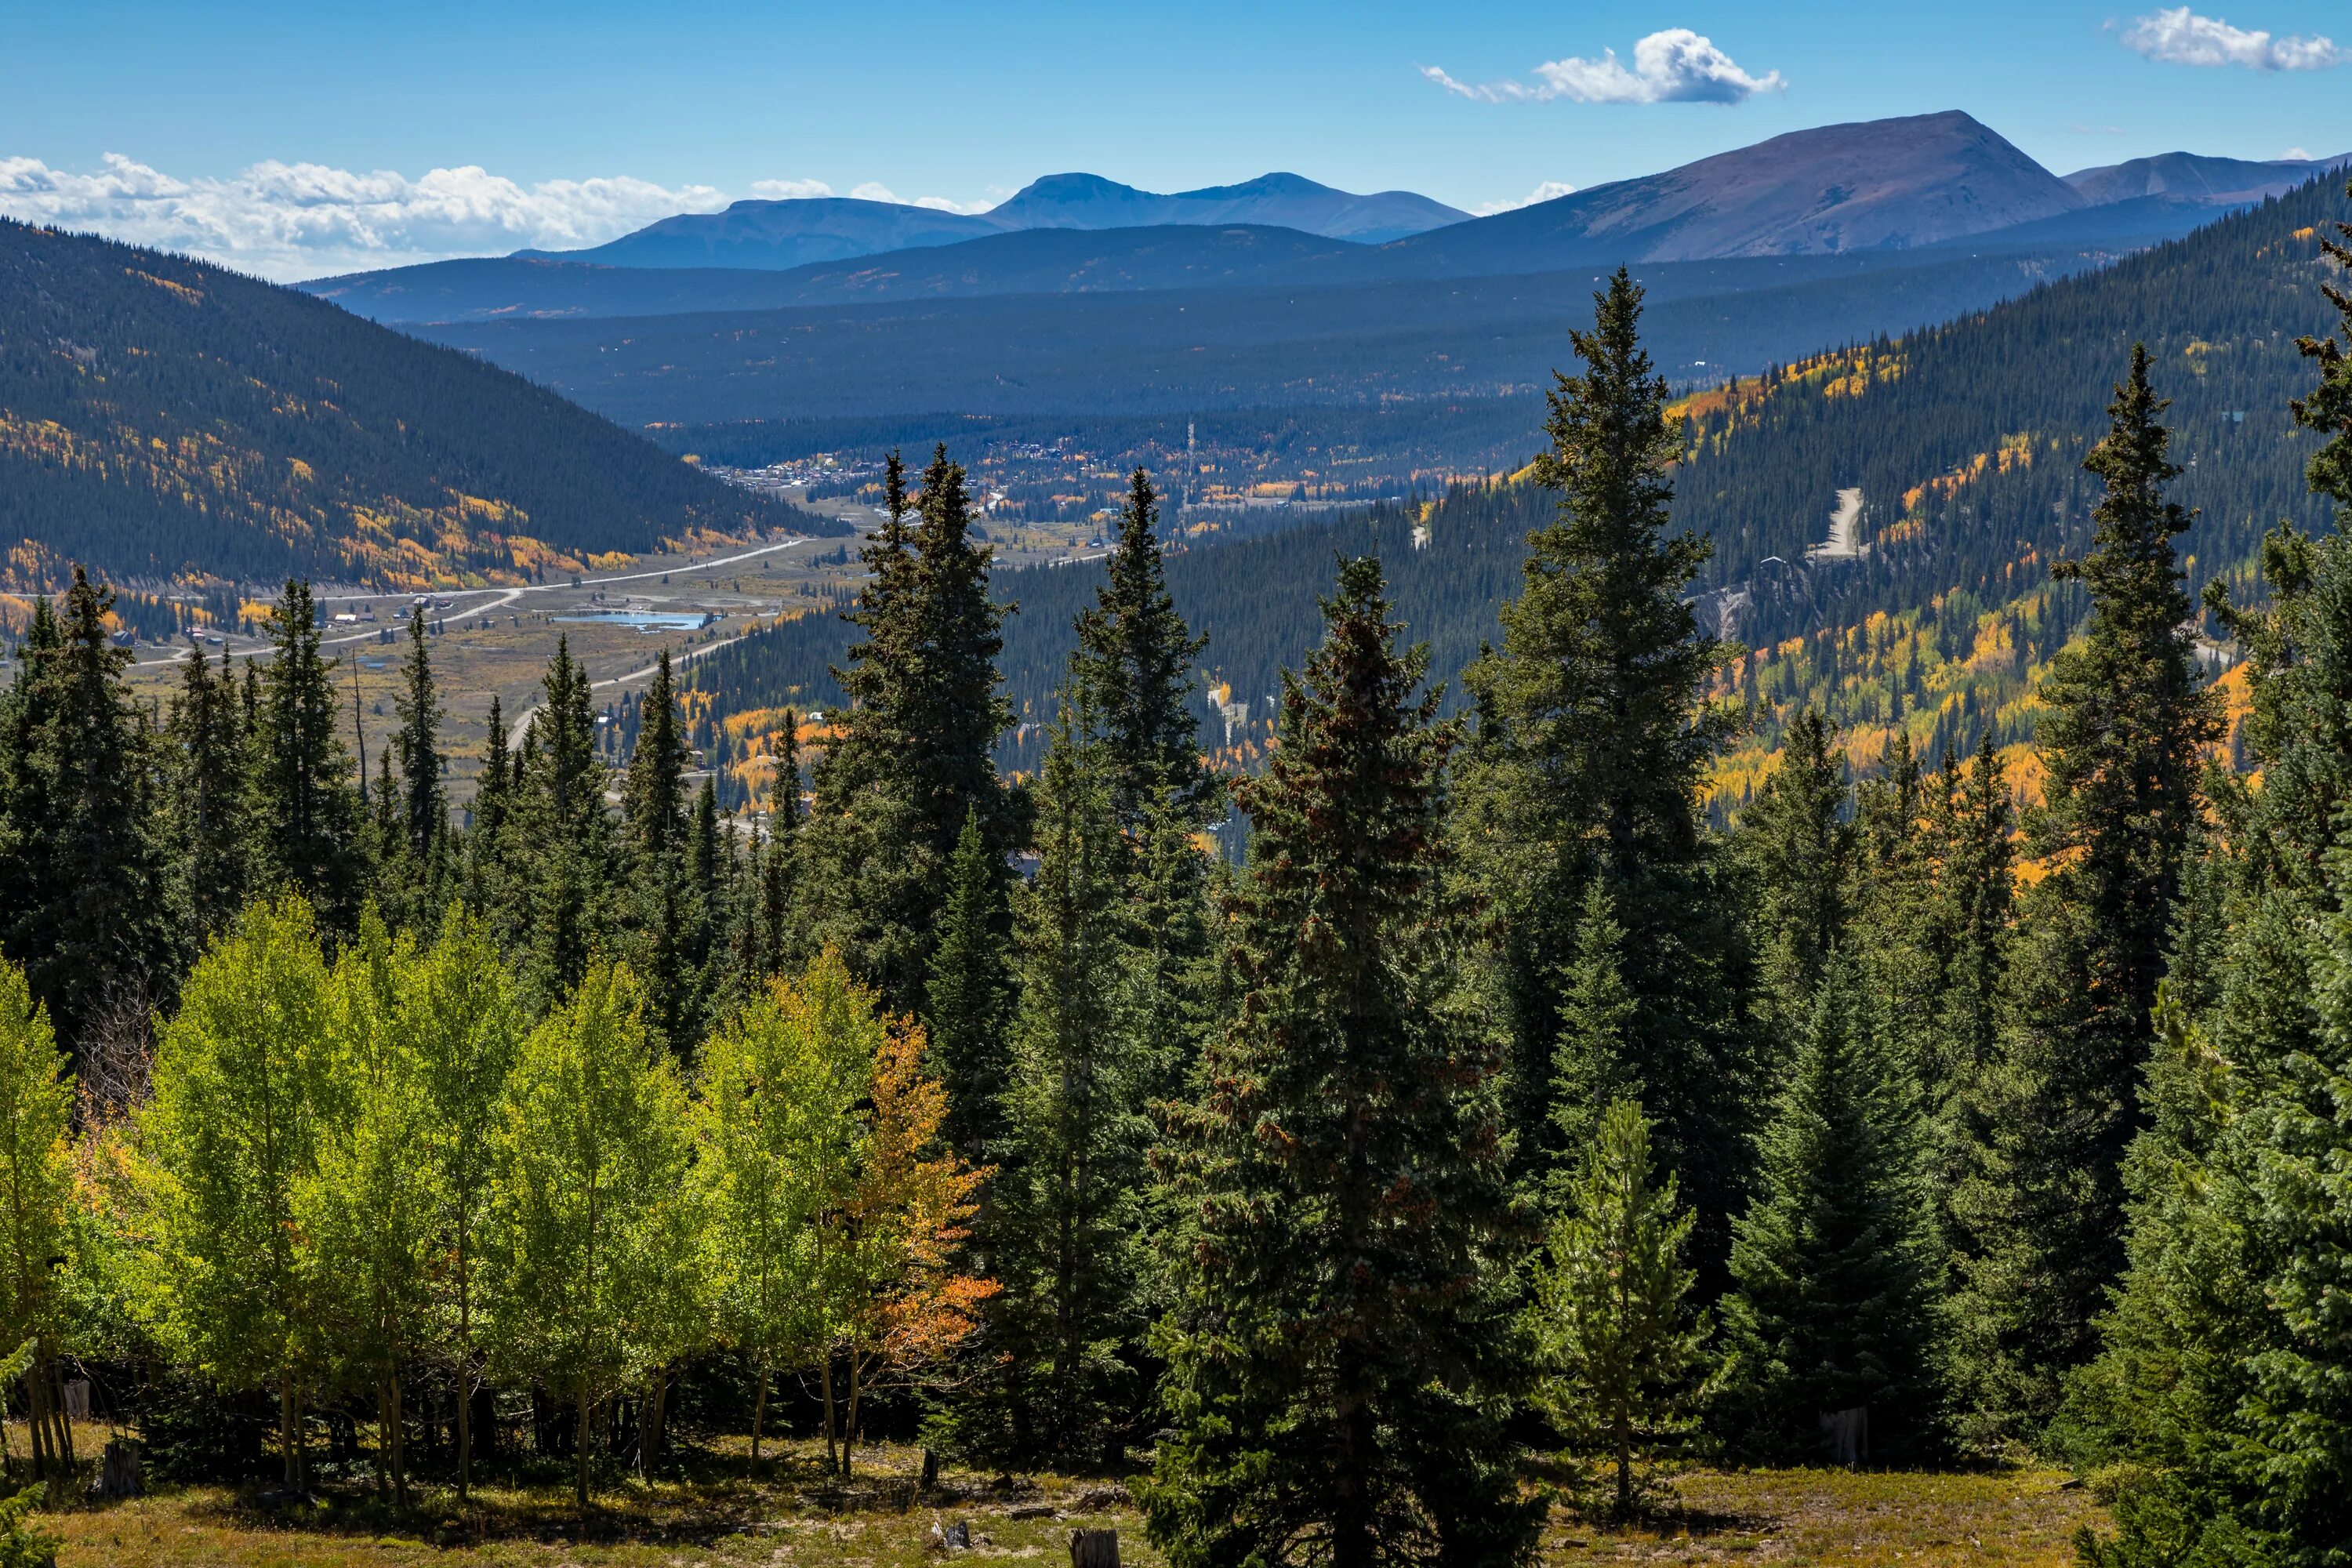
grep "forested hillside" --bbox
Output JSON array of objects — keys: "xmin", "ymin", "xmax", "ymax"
[
  {"xmin": 0, "ymin": 220, "xmax": 818, "ymax": 594},
  {"xmin": 688, "ymin": 180, "xmax": 2343, "ymax": 799}
]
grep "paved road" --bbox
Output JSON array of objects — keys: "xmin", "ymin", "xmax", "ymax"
[{"xmin": 135, "ymin": 535, "xmax": 814, "ymax": 667}]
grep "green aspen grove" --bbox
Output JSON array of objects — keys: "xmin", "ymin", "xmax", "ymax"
[
  {"xmin": 136, "ymin": 896, "xmax": 340, "ymax": 1486},
  {"xmin": 482, "ymin": 960, "xmax": 700, "ymax": 1509}
]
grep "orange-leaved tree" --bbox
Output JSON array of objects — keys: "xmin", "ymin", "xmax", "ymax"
[{"xmin": 815, "ymin": 987, "xmax": 995, "ymax": 1479}]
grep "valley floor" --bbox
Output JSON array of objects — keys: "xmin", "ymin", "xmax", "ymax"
[{"xmin": 27, "ymin": 1439, "xmax": 2102, "ymax": 1568}]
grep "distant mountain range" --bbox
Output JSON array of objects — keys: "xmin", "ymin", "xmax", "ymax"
[
  {"xmin": 519, "ymin": 171, "xmax": 1467, "ymax": 274},
  {"xmin": 2062, "ymin": 149, "xmax": 2351, "ymax": 206},
  {"xmin": 984, "ymin": 171, "xmax": 1466, "ymax": 242},
  {"xmin": 0, "ymin": 220, "xmax": 829, "ymax": 593},
  {"xmin": 304, "ymin": 113, "xmax": 2340, "ymax": 328}
]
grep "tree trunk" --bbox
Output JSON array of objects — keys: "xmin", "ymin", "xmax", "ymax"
[
  {"xmin": 48, "ymin": 1356, "xmax": 74, "ymax": 1473},
  {"xmin": 750, "ymin": 1356, "xmax": 770, "ymax": 1470},
  {"xmin": 1615, "ymin": 1414, "xmax": 1632, "ymax": 1515},
  {"xmin": 456, "ymin": 1283, "xmax": 473, "ymax": 1502},
  {"xmin": 821, "ymin": 1356, "xmax": 837, "ymax": 1477},
  {"xmin": 842, "ymin": 1351, "xmax": 861, "ymax": 1481},
  {"xmin": 389, "ymin": 1372, "xmax": 406, "ymax": 1508},
  {"xmin": 574, "ymin": 1380, "xmax": 591, "ymax": 1512},
  {"xmin": 24, "ymin": 1368, "xmax": 48, "ymax": 1482},
  {"xmin": 280, "ymin": 1370, "xmax": 299, "ymax": 1488}
]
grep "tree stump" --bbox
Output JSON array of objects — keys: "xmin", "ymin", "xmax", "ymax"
[
  {"xmin": 920, "ymin": 1446, "xmax": 939, "ymax": 1489},
  {"xmin": 1069, "ymin": 1527, "xmax": 1120, "ymax": 1568},
  {"xmin": 93, "ymin": 1438, "xmax": 142, "ymax": 1499}
]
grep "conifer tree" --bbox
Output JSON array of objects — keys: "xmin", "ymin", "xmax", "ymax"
[
  {"xmin": 0, "ymin": 567, "xmax": 177, "ymax": 1064},
  {"xmin": 1143, "ymin": 556, "xmax": 1539, "ymax": 1568},
  {"xmin": 1070, "ymin": 468, "xmax": 1210, "ymax": 822},
  {"xmin": 622, "ymin": 651, "xmax": 688, "ymax": 867},
  {"xmin": 249, "ymin": 580, "xmax": 367, "ymax": 931},
  {"xmin": 1458, "ymin": 269, "xmax": 1748, "ymax": 1220},
  {"xmin": 1849, "ymin": 735, "xmax": 1941, "ymax": 1071},
  {"xmin": 169, "ymin": 641, "xmax": 249, "ymax": 946},
  {"xmin": 802, "ymin": 448, "xmax": 1014, "ymax": 1015},
  {"xmin": 516, "ymin": 639, "xmax": 611, "ymax": 1003},
  {"xmin": 1735, "ymin": 709, "xmax": 1854, "ymax": 1044},
  {"xmin": 758, "ymin": 720, "xmax": 801, "ymax": 978},
  {"xmin": 925, "ymin": 807, "xmax": 1010, "ymax": 1167},
  {"xmin": 1525, "ymin": 1099, "xmax": 1710, "ymax": 1518},
  {"xmin": 391, "ymin": 608, "xmax": 446, "ymax": 912},
  {"xmin": 1551, "ymin": 880, "xmax": 1642, "ymax": 1159},
  {"xmin": 466, "ymin": 695, "xmax": 516, "ymax": 917},
  {"xmin": 1952, "ymin": 347, "xmax": 2223, "ymax": 1436},
  {"xmin": 1718, "ymin": 960, "xmax": 1942, "ymax": 1461},
  {"xmin": 983, "ymin": 702, "xmax": 1152, "ymax": 1467}
]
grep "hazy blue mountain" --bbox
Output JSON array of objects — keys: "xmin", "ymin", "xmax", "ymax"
[
  {"xmin": 1362, "ymin": 111, "xmax": 2084, "ymax": 278},
  {"xmin": 500, "ymin": 172, "xmax": 1464, "ymax": 278},
  {"xmin": 985, "ymin": 171, "xmax": 1466, "ymax": 241},
  {"xmin": 2064, "ymin": 150, "xmax": 2349, "ymax": 206},
  {"xmin": 524, "ymin": 196, "xmax": 1007, "ymax": 270},
  {"xmin": 307, "ymin": 225, "xmax": 1366, "ymax": 324},
  {"xmin": 305, "ymin": 113, "xmax": 2307, "ymax": 330}
]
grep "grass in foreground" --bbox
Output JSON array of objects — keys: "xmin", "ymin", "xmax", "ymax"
[{"xmin": 31, "ymin": 1441, "xmax": 2100, "ymax": 1568}]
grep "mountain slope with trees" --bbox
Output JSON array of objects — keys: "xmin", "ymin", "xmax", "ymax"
[
  {"xmin": 685, "ymin": 176, "xmax": 2343, "ymax": 795},
  {"xmin": 0, "ymin": 220, "xmax": 815, "ymax": 593}
]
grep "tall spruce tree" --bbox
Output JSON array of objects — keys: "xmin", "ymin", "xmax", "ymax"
[
  {"xmin": 390, "ymin": 608, "xmax": 447, "ymax": 916},
  {"xmin": 1459, "ymin": 269, "xmax": 1748, "ymax": 1219},
  {"xmin": 169, "ymin": 641, "xmax": 249, "ymax": 946},
  {"xmin": 1142, "ymin": 556, "xmax": 1539, "ymax": 1568},
  {"xmin": 802, "ymin": 449, "xmax": 1015, "ymax": 1016},
  {"xmin": 0, "ymin": 568, "xmax": 177, "ymax": 1064},
  {"xmin": 2069, "ymin": 183, "xmax": 2352, "ymax": 1567},
  {"xmin": 622, "ymin": 652, "xmax": 696, "ymax": 1047},
  {"xmin": 1735, "ymin": 708, "xmax": 1855, "ymax": 1046},
  {"xmin": 968, "ymin": 702, "xmax": 1151, "ymax": 1467},
  {"xmin": 516, "ymin": 638, "xmax": 611, "ymax": 1004},
  {"xmin": 1951, "ymin": 346, "xmax": 2224, "ymax": 1439},
  {"xmin": 1549, "ymin": 880, "xmax": 1641, "ymax": 1160},
  {"xmin": 1718, "ymin": 960, "xmax": 1943, "ymax": 1461},
  {"xmin": 248, "ymin": 579, "xmax": 367, "ymax": 931},
  {"xmin": 1070, "ymin": 468, "xmax": 1211, "ymax": 823},
  {"xmin": 925, "ymin": 807, "xmax": 1011, "ymax": 1168}
]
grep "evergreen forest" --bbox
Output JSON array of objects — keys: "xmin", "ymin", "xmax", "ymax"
[{"xmin": 8, "ymin": 180, "xmax": 2352, "ymax": 1568}]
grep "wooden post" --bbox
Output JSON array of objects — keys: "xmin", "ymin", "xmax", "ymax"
[{"xmin": 1069, "ymin": 1528, "xmax": 1120, "ymax": 1568}]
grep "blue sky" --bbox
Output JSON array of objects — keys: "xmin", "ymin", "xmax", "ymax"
[{"xmin": 5, "ymin": 0, "xmax": 2350, "ymax": 278}]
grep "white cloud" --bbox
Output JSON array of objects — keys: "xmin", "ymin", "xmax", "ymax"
[
  {"xmin": 0, "ymin": 152, "xmax": 728, "ymax": 280},
  {"xmin": 2285, "ymin": 145, "xmax": 2315, "ymax": 160},
  {"xmin": 844, "ymin": 180, "xmax": 995, "ymax": 215},
  {"xmin": 1473, "ymin": 180, "xmax": 1579, "ymax": 216},
  {"xmin": 1422, "ymin": 29, "xmax": 1784, "ymax": 106},
  {"xmin": 2121, "ymin": 8, "xmax": 2346, "ymax": 71},
  {"xmin": 0, "ymin": 154, "xmax": 1010, "ymax": 277},
  {"xmin": 749, "ymin": 177, "xmax": 834, "ymax": 199}
]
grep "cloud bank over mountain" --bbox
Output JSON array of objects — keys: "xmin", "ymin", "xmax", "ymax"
[{"xmin": 0, "ymin": 154, "xmax": 988, "ymax": 279}]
